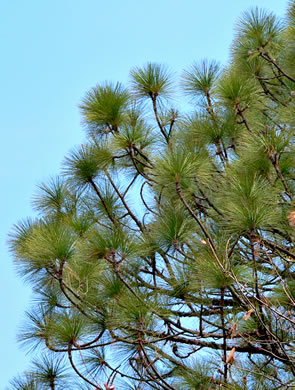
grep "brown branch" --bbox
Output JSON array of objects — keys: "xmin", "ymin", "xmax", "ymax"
[
  {"xmin": 176, "ymin": 181, "xmax": 221, "ymax": 265},
  {"xmin": 260, "ymin": 52, "xmax": 295, "ymax": 84},
  {"xmin": 220, "ymin": 287, "xmax": 228, "ymax": 383},
  {"xmin": 269, "ymin": 152, "xmax": 292, "ymax": 200},
  {"xmin": 235, "ymin": 103, "xmax": 253, "ymax": 134},
  {"xmin": 122, "ymin": 173, "xmax": 139, "ymax": 198},
  {"xmin": 68, "ymin": 342, "xmax": 102, "ymax": 389},
  {"xmin": 151, "ymin": 94, "xmax": 169, "ymax": 143},
  {"xmin": 105, "ymin": 170, "xmax": 144, "ymax": 231},
  {"xmin": 89, "ymin": 178, "xmax": 116, "ymax": 224},
  {"xmin": 140, "ymin": 181, "xmax": 159, "ymax": 216}
]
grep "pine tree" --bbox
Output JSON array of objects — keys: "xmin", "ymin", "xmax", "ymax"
[{"xmin": 8, "ymin": 2, "xmax": 295, "ymax": 389}]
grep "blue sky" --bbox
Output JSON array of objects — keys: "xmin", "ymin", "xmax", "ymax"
[{"xmin": 0, "ymin": 0, "xmax": 286, "ymax": 387}]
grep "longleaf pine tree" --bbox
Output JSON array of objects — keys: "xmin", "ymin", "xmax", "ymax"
[{"xmin": 8, "ymin": 2, "xmax": 295, "ymax": 389}]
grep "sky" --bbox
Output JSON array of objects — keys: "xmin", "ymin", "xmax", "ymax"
[{"xmin": 0, "ymin": 0, "xmax": 286, "ymax": 387}]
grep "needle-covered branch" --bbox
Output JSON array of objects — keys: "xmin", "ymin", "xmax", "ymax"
[{"xmin": 8, "ymin": 2, "xmax": 295, "ymax": 389}]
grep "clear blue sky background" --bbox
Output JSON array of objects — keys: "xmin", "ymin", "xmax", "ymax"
[{"xmin": 0, "ymin": 0, "xmax": 286, "ymax": 387}]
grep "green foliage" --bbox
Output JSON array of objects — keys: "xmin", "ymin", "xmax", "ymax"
[
  {"xmin": 174, "ymin": 360, "xmax": 215, "ymax": 389},
  {"xmin": 49, "ymin": 312, "xmax": 92, "ymax": 346},
  {"xmin": 80, "ymin": 82, "xmax": 129, "ymax": 136},
  {"xmin": 29, "ymin": 355, "xmax": 70, "ymax": 389},
  {"xmin": 182, "ymin": 59, "xmax": 220, "ymax": 100},
  {"xmin": 32, "ymin": 177, "xmax": 76, "ymax": 217},
  {"xmin": 152, "ymin": 146, "xmax": 212, "ymax": 189},
  {"xmin": 235, "ymin": 7, "xmax": 283, "ymax": 50},
  {"xmin": 9, "ymin": 2, "xmax": 295, "ymax": 389},
  {"xmin": 79, "ymin": 225, "xmax": 139, "ymax": 261},
  {"xmin": 82, "ymin": 182, "xmax": 124, "ymax": 221},
  {"xmin": 8, "ymin": 374, "xmax": 39, "ymax": 390},
  {"xmin": 63, "ymin": 143, "xmax": 113, "ymax": 189},
  {"xmin": 151, "ymin": 204, "xmax": 194, "ymax": 250},
  {"xmin": 217, "ymin": 70, "xmax": 259, "ymax": 107},
  {"xmin": 190, "ymin": 241, "xmax": 249, "ymax": 290},
  {"xmin": 218, "ymin": 171, "xmax": 280, "ymax": 234},
  {"xmin": 112, "ymin": 119, "xmax": 155, "ymax": 153},
  {"xmin": 130, "ymin": 62, "xmax": 173, "ymax": 100},
  {"xmin": 18, "ymin": 306, "xmax": 52, "ymax": 352}
]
